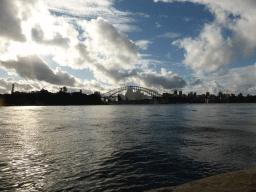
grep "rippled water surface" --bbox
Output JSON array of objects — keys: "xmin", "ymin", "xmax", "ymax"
[{"xmin": 1, "ymin": 104, "xmax": 256, "ymax": 191}]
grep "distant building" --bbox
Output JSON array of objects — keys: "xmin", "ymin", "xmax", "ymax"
[
  {"xmin": 179, "ymin": 91, "xmax": 182, "ymax": 97},
  {"xmin": 188, "ymin": 91, "xmax": 193, "ymax": 98},
  {"xmin": 125, "ymin": 89, "xmax": 149, "ymax": 100},
  {"xmin": 238, "ymin": 93, "xmax": 243, "ymax": 98},
  {"xmin": 174, "ymin": 90, "xmax": 177, "ymax": 95},
  {"xmin": 206, "ymin": 92, "xmax": 210, "ymax": 97},
  {"xmin": 218, "ymin": 91, "xmax": 223, "ymax": 98},
  {"xmin": 194, "ymin": 92, "xmax": 196, "ymax": 98},
  {"xmin": 163, "ymin": 93, "xmax": 171, "ymax": 98}
]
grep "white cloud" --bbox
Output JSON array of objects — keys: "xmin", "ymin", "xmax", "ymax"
[
  {"xmin": 155, "ymin": 0, "xmax": 256, "ymax": 76},
  {"xmin": 184, "ymin": 64, "xmax": 256, "ymax": 95},
  {"xmin": 172, "ymin": 23, "xmax": 234, "ymax": 75},
  {"xmin": 0, "ymin": 0, "xmax": 141, "ymax": 83},
  {"xmin": 0, "ymin": 0, "xmax": 148, "ymax": 94},
  {"xmin": 0, "ymin": 78, "xmax": 38, "ymax": 94},
  {"xmin": 46, "ymin": 0, "xmax": 140, "ymax": 33},
  {"xmin": 84, "ymin": 17, "xmax": 139, "ymax": 68},
  {"xmin": 31, "ymin": 24, "xmax": 71, "ymax": 48},
  {"xmin": 229, "ymin": 64, "xmax": 256, "ymax": 94},
  {"xmin": 135, "ymin": 40, "xmax": 152, "ymax": 50}
]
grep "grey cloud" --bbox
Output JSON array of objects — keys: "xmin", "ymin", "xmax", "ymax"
[
  {"xmin": 31, "ymin": 25, "xmax": 70, "ymax": 48},
  {"xmin": 73, "ymin": 43, "xmax": 92, "ymax": 65},
  {"xmin": 0, "ymin": 55, "xmax": 77, "ymax": 86},
  {"xmin": 189, "ymin": 78, "xmax": 203, "ymax": 86},
  {"xmin": 94, "ymin": 64, "xmax": 187, "ymax": 90},
  {"xmin": 0, "ymin": 0, "xmax": 26, "ymax": 42},
  {"xmin": 87, "ymin": 17, "xmax": 139, "ymax": 66},
  {"xmin": 95, "ymin": 64, "xmax": 140, "ymax": 84},
  {"xmin": 139, "ymin": 72, "xmax": 187, "ymax": 89}
]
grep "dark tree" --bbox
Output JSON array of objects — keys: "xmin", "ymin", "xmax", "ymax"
[{"xmin": 63, "ymin": 86, "xmax": 67, "ymax": 93}]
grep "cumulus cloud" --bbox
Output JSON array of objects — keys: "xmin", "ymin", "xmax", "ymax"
[
  {"xmin": 0, "ymin": 78, "xmax": 36, "ymax": 94},
  {"xmin": 229, "ymin": 64, "xmax": 256, "ymax": 94},
  {"xmin": 139, "ymin": 68, "xmax": 187, "ymax": 90},
  {"xmin": 92, "ymin": 65, "xmax": 187, "ymax": 91},
  {"xmin": 184, "ymin": 63, "xmax": 256, "ymax": 95},
  {"xmin": 92, "ymin": 64, "xmax": 140, "ymax": 85},
  {"xmin": 0, "ymin": 0, "xmax": 142, "ymax": 91},
  {"xmin": 85, "ymin": 17, "xmax": 139, "ymax": 68},
  {"xmin": 0, "ymin": 0, "xmax": 192, "ymax": 94},
  {"xmin": 0, "ymin": 0, "xmax": 27, "ymax": 42},
  {"xmin": 0, "ymin": 55, "xmax": 77, "ymax": 86},
  {"xmin": 183, "ymin": 79, "xmax": 226, "ymax": 95},
  {"xmin": 31, "ymin": 24, "xmax": 70, "ymax": 48},
  {"xmin": 50, "ymin": 17, "xmax": 139, "ymax": 70},
  {"xmin": 172, "ymin": 23, "xmax": 234, "ymax": 75},
  {"xmin": 155, "ymin": 0, "xmax": 256, "ymax": 75}
]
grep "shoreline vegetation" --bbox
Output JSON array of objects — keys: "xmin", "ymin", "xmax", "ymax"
[
  {"xmin": 146, "ymin": 167, "xmax": 256, "ymax": 192},
  {"xmin": 0, "ymin": 89, "xmax": 102, "ymax": 106},
  {"xmin": 1, "ymin": 86, "xmax": 256, "ymax": 106}
]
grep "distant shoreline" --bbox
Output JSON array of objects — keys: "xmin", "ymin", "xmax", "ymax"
[{"xmin": 1, "ymin": 102, "xmax": 256, "ymax": 107}]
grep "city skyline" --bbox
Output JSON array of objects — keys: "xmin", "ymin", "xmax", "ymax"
[{"xmin": 1, "ymin": 0, "xmax": 256, "ymax": 95}]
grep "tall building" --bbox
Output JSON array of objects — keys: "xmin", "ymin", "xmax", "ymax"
[
  {"xmin": 174, "ymin": 90, "xmax": 177, "ymax": 95},
  {"xmin": 179, "ymin": 91, "xmax": 182, "ymax": 97},
  {"xmin": 188, "ymin": 91, "xmax": 193, "ymax": 98}
]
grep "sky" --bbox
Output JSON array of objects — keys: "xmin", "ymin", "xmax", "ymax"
[{"xmin": 1, "ymin": 0, "xmax": 256, "ymax": 95}]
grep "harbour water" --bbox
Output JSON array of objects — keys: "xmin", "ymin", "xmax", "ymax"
[{"xmin": 0, "ymin": 104, "xmax": 256, "ymax": 191}]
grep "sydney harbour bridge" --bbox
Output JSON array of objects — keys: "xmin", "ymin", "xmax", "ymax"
[{"xmin": 100, "ymin": 86, "xmax": 163, "ymax": 100}]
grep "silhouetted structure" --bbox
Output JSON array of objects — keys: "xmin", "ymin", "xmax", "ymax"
[
  {"xmin": 1, "ymin": 86, "xmax": 256, "ymax": 106},
  {"xmin": 11, "ymin": 84, "xmax": 14, "ymax": 95},
  {"xmin": 0, "ymin": 87, "xmax": 102, "ymax": 106}
]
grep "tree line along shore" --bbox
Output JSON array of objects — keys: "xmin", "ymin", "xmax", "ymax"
[{"xmin": 0, "ymin": 88, "xmax": 102, "ymax": 106}]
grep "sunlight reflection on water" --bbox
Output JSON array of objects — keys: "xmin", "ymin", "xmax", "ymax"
[{"xmin": 0, "ymin": 104, "xmax": 256, "ymax": 191}]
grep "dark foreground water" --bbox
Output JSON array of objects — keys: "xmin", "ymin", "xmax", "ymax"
[{"xmin": 1, "ymin": 104, "xmax": 256, "ymax": 191}]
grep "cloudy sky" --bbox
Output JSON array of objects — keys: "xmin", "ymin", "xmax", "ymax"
[{"xmin": 1, "ymin": 0, "xmax": 256, "ymax": 95}]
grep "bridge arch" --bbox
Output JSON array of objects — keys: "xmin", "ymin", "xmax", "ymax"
[{"xmin": 101, "ymin": 86, "xmax": 163, "ymax": 99}]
